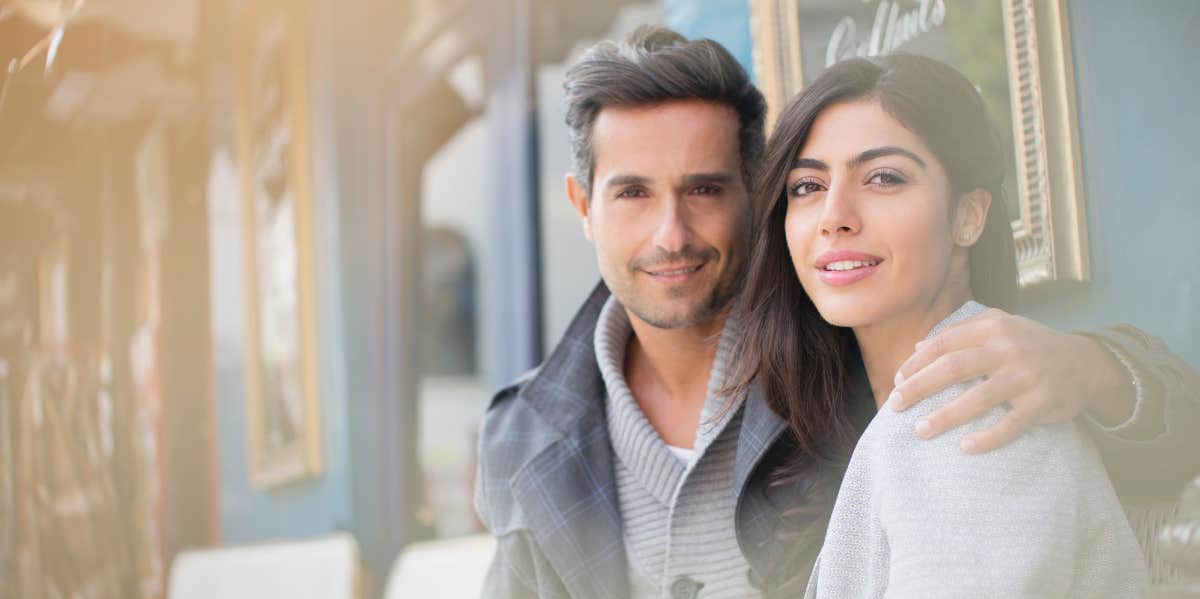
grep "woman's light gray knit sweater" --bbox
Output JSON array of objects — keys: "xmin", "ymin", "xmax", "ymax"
[
  {"xmin": 805, "ymin": 301, "xmax": 1149, "ymax": 598},
  {"xmin": 594, "ymin": 296, "xmax": 758, "ymax": 599}
]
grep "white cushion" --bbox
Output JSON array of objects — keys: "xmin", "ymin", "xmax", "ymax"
[
  {"xmin": 383, "ymin": 534, "xmax": 496, "ymax": 599},
  {"xmin": 168, "ymin": 533, "xmax": 360, "ymax": 599}
]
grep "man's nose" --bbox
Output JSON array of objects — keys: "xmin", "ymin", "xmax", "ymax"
[{"xmin": 651, "ymin": 196, "xmax": 693, "ymax": 252}]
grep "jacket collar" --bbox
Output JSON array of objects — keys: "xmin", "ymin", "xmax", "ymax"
[{"xmin": 520, "ymin": 282, "xmax": 611, "ymax": 434}]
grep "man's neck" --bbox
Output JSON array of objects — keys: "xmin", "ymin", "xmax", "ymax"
[{"xmin": 623, "ymin": 309, "xmax": 727, "ymax": 448}]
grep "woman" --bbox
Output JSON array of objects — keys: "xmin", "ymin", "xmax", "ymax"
[{"xmin": 727, "ymin": 54, "xmax": 1147, "ymax": 597}]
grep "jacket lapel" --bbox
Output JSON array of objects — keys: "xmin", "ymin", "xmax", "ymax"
[
  {"xmin": 734, "ymin": 386, "xmax": 788, "ymax": 503},
  {"xmin": 510, "ymin": 283, "xmax": 629, "ymax": 598},
  {"xmin": 510, "ymin": 427, "xmax": 627, "ymax": 599}
]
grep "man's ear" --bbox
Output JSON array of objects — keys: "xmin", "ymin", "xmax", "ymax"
[
  {"xmin": 954, "ymin": 188, "xmax": 992, "ymax": 247},
  {"xmin": 566, "ymin": 173, "xmax": 593, "ymax": 241}
]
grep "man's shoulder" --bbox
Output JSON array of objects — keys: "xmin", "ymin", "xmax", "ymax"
[
  {"xmin": 487, "ymin": 367, "xmax": 540, "ymax": 411},
  {"xmin": 478, "ymin": 366, "xmax": 585, "ymax": 478},
  {"xmin": 477, "ymin": 369, "xmax": 556, "ymax": 532},
  {"xmin": 476, "ymin": 363, "xmax": 613, "ymax": 534},
  {"xmin": 480, "ymin": 368, "xmax": 553, "ymax": 451}
]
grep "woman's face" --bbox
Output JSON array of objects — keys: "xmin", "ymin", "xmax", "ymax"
[{"xmin": 784, "ymin": 99, "xmax": 971, "ymax": 329}]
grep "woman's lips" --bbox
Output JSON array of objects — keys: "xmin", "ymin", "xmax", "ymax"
[
  {"xmin": 813, "ymin": 251, "xmax": 883, "ymax": 287},
  {"xmin": 816, "ymin": 262, "xmax": 881, "ymax": 286}
]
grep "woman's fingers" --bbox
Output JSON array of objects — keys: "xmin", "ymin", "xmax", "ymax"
[
  {"xmin": 959, "ymin": 403, "xmax": 1041, "ymax": 454},
  {"xmin": 890, "ymin": 346, "xmax": 999, "ymax": 412},
  {"xmin": 911, "ymin": 375, "xmax": 1017, "ymax": 440}
]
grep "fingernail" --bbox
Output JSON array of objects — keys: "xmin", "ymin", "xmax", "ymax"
[
  {"xmin": 893, "ymin": 370, "xmax": 905, "ymax": 386},
  {"xmin": 914, "ymin": 419, "xmax": 932, "ymax": 437},
  {"xmin": 887, "ymin": 390, "xmax": 903, "ymax": 411},
  {"xmin": 915, "ymin": 340, "xmax": 927, "ymax": 350},
  {"xmin": 961, "ymin": 437, "xmax": 978, "ymax": 453}
]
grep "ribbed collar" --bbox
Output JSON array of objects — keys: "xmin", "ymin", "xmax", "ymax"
[{"xmin": 594, "ymin": 295, "xmax": 746, "ymax": 505}]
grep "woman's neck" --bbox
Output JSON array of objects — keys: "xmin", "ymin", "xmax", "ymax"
[{"xmin": 854, "ymin": 288, "xmax": 973, "ymax": 409}]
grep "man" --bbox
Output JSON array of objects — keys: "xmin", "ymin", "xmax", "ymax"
[{"xmin": 475, "ymin": 27, "xmax": 1200, "ymax": 598}]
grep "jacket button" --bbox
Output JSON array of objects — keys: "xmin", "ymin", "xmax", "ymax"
[{"xmin": 670, "ymin": 576, "xmax": 704, "ymax": 599}]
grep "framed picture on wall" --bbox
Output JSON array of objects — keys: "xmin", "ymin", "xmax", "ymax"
[
  {"xmin": 750, "ymin": 0, "xmax": 1089, "ymax": 290},
  {"xmin": 233, "ymin": 0, "xmax": 322, "ymax": 488}
]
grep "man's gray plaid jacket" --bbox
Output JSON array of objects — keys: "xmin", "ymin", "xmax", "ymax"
[{"xmin": 474, "ymin": 283, "xmax": 1200, "ymax": 598}]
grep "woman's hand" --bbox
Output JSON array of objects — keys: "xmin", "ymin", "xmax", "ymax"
[{"xmin": 888, "ymin": 308, "xmax": 1136, "ymax": 453}]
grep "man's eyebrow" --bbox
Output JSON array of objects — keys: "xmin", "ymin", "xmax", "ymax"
[
  {"xmin": 790, "ymin": 157, "xmax": 829, "ymax": 171},
  {"xmin": 603, "ymin": 174, "xmax": 651, "ymax": 190},
  {"xmin": 680, "ymin": 172, "xmax": 737, "ymax": 186},
  {"xmin": 849, "ymin": 146, "xmax": 927, "ymax": 170}
]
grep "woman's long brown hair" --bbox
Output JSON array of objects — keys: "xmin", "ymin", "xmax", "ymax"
[{"xmin": 723, "ymin": 54, "xmax": 1019, "ymax": 572}]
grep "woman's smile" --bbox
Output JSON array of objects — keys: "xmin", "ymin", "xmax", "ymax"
[{"xmin": 814, "ymin": 250, "xmax": 885, "ymax": 286}]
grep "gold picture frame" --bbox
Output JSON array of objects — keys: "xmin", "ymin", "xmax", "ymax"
[
  {"xmin": 750, "ymin": 0, "xmax": 1089, "ymax": 289},
  {"xmin": 233, "ymin": 0, "xmax": 323, "ymax": 488}
]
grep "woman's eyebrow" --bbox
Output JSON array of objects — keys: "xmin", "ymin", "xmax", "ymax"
[
  {"xmin": 790, "ymin": 157, "xmax": 829, "ymax": 171},
  {"xmin": 849, "ymin": 146, "xmax": 927, "ymax": 170}
]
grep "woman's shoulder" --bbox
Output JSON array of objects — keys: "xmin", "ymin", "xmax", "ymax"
[
  {"xmin": 845, "ymin": 299, "xmax": 1107, "ymax": 495},
  {"xmin": 858, "ymin": 379, "xmax": 1096, "ymax": 491},
  {"xmin": 862, "ymin": 300, "xmax": 1080, "ymax": 459}
]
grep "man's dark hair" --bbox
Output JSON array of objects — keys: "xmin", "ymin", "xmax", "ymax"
[{"xmin": 562, "ymin": 26, "xmax": 767, "ymax": 196}]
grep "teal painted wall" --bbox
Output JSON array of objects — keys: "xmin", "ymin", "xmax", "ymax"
[
  {"xmin": 1020, "ymin": 0, "xmax": 1200, "ymax": 366},
  {"xmin": 664, "ymin": 0, "xmax": 754, "ymax": 75}
]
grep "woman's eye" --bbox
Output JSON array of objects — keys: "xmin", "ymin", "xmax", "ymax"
[
  {"xmin": 789, "ymin": 180, "xmax": 825, "ymax": 198},
  {"xmin": 867, "ymin": 169, "xmax": 907, "ymax": 187}
]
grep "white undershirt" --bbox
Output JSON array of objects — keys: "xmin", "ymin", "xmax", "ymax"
[{"xmin": 666, "ymin": 444, "xmax": 695, "ymax": 464}]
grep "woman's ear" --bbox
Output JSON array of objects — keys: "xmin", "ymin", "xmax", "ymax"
[{"xmin": 954, "ymin": 189, "xmax": 992, "ymax": 247}]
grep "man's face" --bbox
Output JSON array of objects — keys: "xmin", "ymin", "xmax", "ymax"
[{"xmin": 567, "ymin": 99, "xmax": 750, "ymax": 330}]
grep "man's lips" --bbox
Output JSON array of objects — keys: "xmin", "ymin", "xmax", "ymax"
[
  {"xmin": 814, "ymin": 250, "xmax": 883, "ymax": 286},
  {"xmin": 641, "ymin": 261, "xmax": 707, "ymax": 283}
]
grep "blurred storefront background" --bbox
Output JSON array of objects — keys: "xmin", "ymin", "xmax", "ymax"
[{"xmin": 0, "ymin": 0, "xmax": 1197, "ymax": 597}]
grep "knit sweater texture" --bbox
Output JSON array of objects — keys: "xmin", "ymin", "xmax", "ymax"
[
  {"xmin": 595, "ymin": 297, "xmax": 757, "ymax": 598},
  {"xmin": 805, "ymin": 301, "xmax": 1149, "ymax": 598}
]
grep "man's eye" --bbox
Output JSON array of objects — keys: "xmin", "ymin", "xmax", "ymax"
[
  {"xmin": 867, "ymin": 169, "xmax": 907, "ymax": 187},
  {"xmin": 691, "ymin": 184, "xmax": 722, "ymax": 196},
  {"xmin": 789, "ymin": 180, "xmax": 825, "ymax": 198},
  {"xmin": 616, "ymin": 187, "xmax": 648, "ymax": 199}
]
